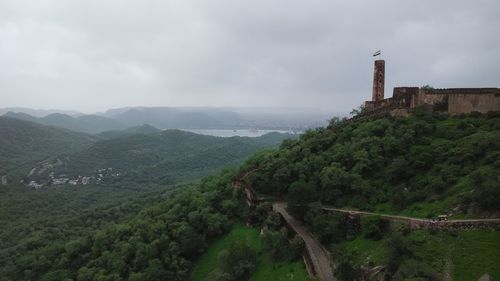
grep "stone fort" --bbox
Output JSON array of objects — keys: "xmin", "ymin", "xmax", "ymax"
[{"xmin": 364, "ymin": 60, "xmax": 500, "ymax": 116}]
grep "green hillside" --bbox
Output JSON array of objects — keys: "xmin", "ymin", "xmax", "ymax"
[
  {"xmin": 96, "ymin": 124, "xmax": 162, "ymax": 139},
  {"xmin": 233, "ymin": 111, "xmax": 500, "ymax": 280},
  {"xmin": 0, "ymin": 116, "xmax": 95, "ymax": 176},
  {"xmin": 0, "ymin": 170, "xmax": 240, "ymax": 281},
  {"xmin": 243, "ymin": 111, "xmax": 500, "ymax": 218},
  {"xmin": 0, "ymin": 182, "xmax": 174, "ymax": 280}
]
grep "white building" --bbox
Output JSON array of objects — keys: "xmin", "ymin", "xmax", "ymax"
[{"xmin": 28, "ymin": 181, "xmax": 43, "ymax": 190}]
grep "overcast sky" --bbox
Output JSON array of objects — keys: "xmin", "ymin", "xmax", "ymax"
[{"xmin": 1, "ymin": 0, "xmax": 499, "ymax": 113}]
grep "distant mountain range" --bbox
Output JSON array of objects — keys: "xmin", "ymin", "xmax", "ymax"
[
  {"xmin": 103, "ymin": 107, "xmax": 247, "ymax": 129},
  {"xmin": 3, "ymin": 112, "xmax": 128, "ymax": 134},
  {"xmin": 0, "ymin": 107, "xmax": 82, "ymax": 118},
  {"xmin": 1, "ymin": 106, "xmax": 333, "ymax": 133},
  {"xmin": 101, "ymin": 106, "xmax": 332, "ymax": 129}
]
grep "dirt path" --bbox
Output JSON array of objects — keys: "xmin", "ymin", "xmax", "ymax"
[
  {"xmin": 273, "ymin": 202, "xmax": 337, "ymax": 281},
  {"xmin": 321, "ymin": 206, "xmax": 500, "ymax": 225},
  {"xmin": 321, "ymin": 206, "xmax": 428, "ymax": 221}
]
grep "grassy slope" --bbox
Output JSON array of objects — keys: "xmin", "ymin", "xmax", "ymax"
[
  {"xmin": 339, "ymin": 229, "xmax": 500, "ymax": 281},
  {"xmin": 190, "ymin": 224, "xmax": 311, "ymax": 281},
  {"xmin": 338, "ymin": 236, "xmax": 390, "ymax": 267},
  {"xmin": 410, "ymin": 230, "xmax": 500, "ymax": 281}
]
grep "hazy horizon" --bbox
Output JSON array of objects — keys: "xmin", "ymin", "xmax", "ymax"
[{"xmin": 0, "ymin": 105, "xmax": 340, "ymax": 116}]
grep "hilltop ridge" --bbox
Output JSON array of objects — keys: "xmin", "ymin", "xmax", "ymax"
[{"xmin": 230, "ymin": 111, "xmax": 500, "ymax": 280}]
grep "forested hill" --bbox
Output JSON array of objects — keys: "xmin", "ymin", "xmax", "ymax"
[
  {"xmin": 0, "ymin": 116, "xmax": 95, "ymax": 176},
  {"xmin": 243, "ymin": 111, "xmax": 500, "ymax": 217},
  {"xmin": 96, "ymin": 124, "xmax": 162, "ymax": 139},
  {"xmin": 234, "ymin": 111, "xmax": 500, "ymax": 281},
  {"xmin": 55, "ymin": 130, "xmax": 292, "ymax": 185}
]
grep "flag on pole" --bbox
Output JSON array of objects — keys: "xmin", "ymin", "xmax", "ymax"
[{"xmin": 373, "ymin": 50, "xmax": 381, "ymax": 57}]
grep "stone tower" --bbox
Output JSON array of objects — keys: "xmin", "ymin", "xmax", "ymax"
[{"xmin": 372, "ymin": 60, "xmax": 385, "ymax": 102}]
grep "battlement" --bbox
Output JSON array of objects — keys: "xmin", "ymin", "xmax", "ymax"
[{"xmin": 363, "ymin": 61, "xmax": 500, "ymax": 116}]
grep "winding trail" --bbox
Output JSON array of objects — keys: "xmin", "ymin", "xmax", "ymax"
[
  {"xmin": 321, "ymin": 206, "xmax": 500, "ymax": 228},
  {"xmin": 322, "ymin": 206, "xmax": 429, "ymax": 222},
  {"xmin": 273, "ymin": 202, "xmax": 337, "ymax": 281}
]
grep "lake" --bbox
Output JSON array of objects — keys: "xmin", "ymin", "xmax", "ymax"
[{"xmin": 180, "ymin": 129, "xmax": 299, "ymax": 138}]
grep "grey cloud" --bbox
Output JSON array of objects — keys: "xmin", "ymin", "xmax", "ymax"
[{"xmin": 1, "ymin": 0, "xmax": 499, "ymax": 113}]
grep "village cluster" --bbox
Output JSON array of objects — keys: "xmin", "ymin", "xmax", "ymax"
[
  {"xmin": 26, "ymin": 168, "xmax": 120, "ymax": 190},
  {"xmin": 1, "ymin": 175, "xmax": 7, "ymax": 186}
]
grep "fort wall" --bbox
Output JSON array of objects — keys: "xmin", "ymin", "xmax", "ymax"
[
  {"xmin": 365, "ymin": 87, "xmax": 500, "ymax": 116},
  {"xmin": 417, "ymin": 88, "xmax": 500, "ymax": 114},
  {"xmin": 447, "ymin": 91, "xmax": 500, "ymax": 115}
]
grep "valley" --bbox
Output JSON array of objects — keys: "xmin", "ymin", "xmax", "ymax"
[{"xmin": 0, "ymin": 116, "xmax": 293, "ymax": 189}]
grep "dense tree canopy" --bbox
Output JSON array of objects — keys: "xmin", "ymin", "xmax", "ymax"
[
  {"xmin": 0, "ymin": 170, "xmax": 244, "ymax": 281},
  {"xmin": 243, "ymin": 111, "xmax": 500, "ymax": 217}
]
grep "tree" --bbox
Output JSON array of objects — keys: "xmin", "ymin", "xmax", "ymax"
[
  {"xmin": 288, "ymin": 236, "xmax": 305, "ymax": 260},
  {"xmin": 336, "ymin": 252, "xmax": 361, "ymax": 281},
  {"xmin": 350, "ymin": 104, "xmax": 368, "ymax": 117},
  {"xmin": 263, "ymin": 211, "xmax": 282, "ymax": 230},
  {"xmin": 214, "ymin": 242, "xmax": 257, "ymax": 281},
  {"xmin": 262, "ymin": 230, "xmax": 289, "ymax": 261},
  {"xmin": 361, "ymin": 216, "xmax": 386, "ymax": 240},
  {"xmin": 319, "ymin": 163, "xmax": 358, "ymax": 204},
  {"xmin": 287, "ymin": 180, "xmax": 317, "ymax": 217},
  {"xmin": 465, "ymin": 167, "xmax": 500, "ymax": 211}
]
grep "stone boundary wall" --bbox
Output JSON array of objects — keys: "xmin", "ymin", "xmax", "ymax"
[
  {"xmin": 322, "ymin": 207, "xmax": 500, "ymax": 231},
  {"xmin": 421, "ymin": 88, "xmax": 500, "ymax": 95}
]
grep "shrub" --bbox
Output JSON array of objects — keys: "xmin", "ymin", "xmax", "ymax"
[
  {"xmin": 214, "ymin": 242, "xmax": 257, "ymax": 281},
  {"xmin": 361, "ymin": 216, "xmax": 386, "ymax": 240}
]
